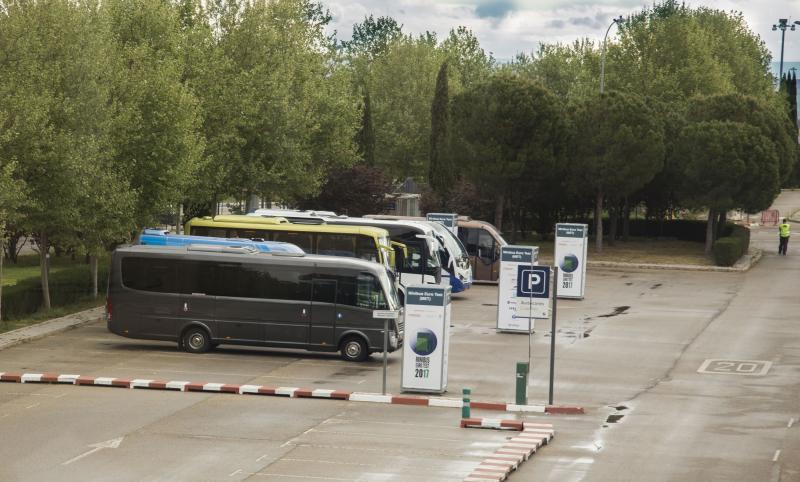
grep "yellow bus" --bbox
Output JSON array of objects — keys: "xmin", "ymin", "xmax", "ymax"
[{"xmin": 184, "ymin": 215, "xmax": 400, "ymax": 271}]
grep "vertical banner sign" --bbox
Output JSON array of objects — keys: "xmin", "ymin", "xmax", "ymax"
[
  {"xmin": 426, "ymin": 213, "xmax": 459, "ymax": 235},
  {"xmin": 402, "ymin": 285, "xmax": 451, "ymax": 393},
  {"xmin": 497, "ymin": 246, "xmax": 539, "ymax": 332},
  {"xmin": 554, "ymin": 223, "xmax": 588, "ymax": 299}
]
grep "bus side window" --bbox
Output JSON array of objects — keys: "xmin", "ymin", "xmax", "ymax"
[
  {"xmin": 317, "ymin": 233, "xmax": 356, "ymax": 258},
  {"xmin": 203, "ymin": 228, "xmax": 226, "ymax": 238},
  {"xmin": 273, "ymin": 231, "xmax": 313, "ymax": 252},
  {"xmin": 122, "ymin": 257, "xmax": 179, "ymax": 293},
  {"xmin": 355, "ymin": 235, "xmax": 379, "ymax": 262}
]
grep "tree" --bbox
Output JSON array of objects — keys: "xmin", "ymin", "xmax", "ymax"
[
  {"xmin": 440, "ymin": 27, "xmax": 494, "ymax": 89},
  {"xmin": 357, "ymin": 89, "xmax": 376, "ymax": 166},
  {"xmin": 368, "ymin": 33, "xmax": 446, "ymax": 179},
  {"xmin": 342, "ymin": 15, "xmax": 403, "ymax": 60},
  {"xmin": 0, "ymin": 0, "xmax": 128, "ymax": 310},
  {"xmin": 452, "ymin": 72, "xmax": 565, "ymax": 231},
  {"xmin": 687, "ymin": 93, "xmax": 798, "ymax": 185},
  {"xmin": 0, "ymin": 159, "xmax": 26, "ymax": 321},
  {"xmin": 104, "ymin": 0, "xmax": 205, "ymax": 228},
  {"xmin": 199, "ymin": 0, "xmax": 359, "ymax": 209},
  {"xmin": 569, "ymin": 91, "xmax": 665, "ymax": 252},
  {"xmin": 429, "ymin": 62, "xmax": 452, "ymax": 198},
  {"xmin": 297, "ymin": 165, "xmax": 392, "ymax": 217},
  {"xmin": 675, "ymin": 121, "xmax": 779, "ymax": 252}
]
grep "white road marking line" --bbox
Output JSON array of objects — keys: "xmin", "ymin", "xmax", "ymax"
[
  {"xmin": 788, "ymin": 418, "xmax": 795, "ymax": 428},
  {"xmin": 773, "ymin": 450, "xmax": 781, "ymax": 462},
  {"xmin": 251, "ymin": 473, "xmax": 351, "ymax": 480},
  {"xmin": 25, "ymin": 403, "xmax": 39, "ymax": 409},
  {"xmin": 281, "ymin": 458, "xmax": 376, "ymax": 467},
  {"xmin": 255, "ymin": 453, "xmax": 270, "ymax": 462},
  {"xmin": 357, "ymin": 379, "xmax": 366, "ymax": 385},
  {"xmin": 62, "ymin": 447, "xmax": 104, "ymax": 466},
  {"xmin": 229, "ymin": 469, "xmax": 243, "ymax": 477}
]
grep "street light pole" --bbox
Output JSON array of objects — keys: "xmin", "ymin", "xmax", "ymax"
[
  {"xmin": 600, "ymin": 16, "xmax": 625, "ymax": 94},
  {"xmin": 773, "ymin": 19, "xmax": 798, "ymax": 80}
]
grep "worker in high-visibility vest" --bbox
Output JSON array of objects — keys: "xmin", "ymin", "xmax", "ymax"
[{"xmin": 779, "ymin": 218, "xmax": 791, "ymax": 255}]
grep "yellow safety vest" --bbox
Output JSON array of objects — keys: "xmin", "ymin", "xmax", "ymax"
[{"xmin": 780, "ymin": 223, "xmax": 791, "ymax": 237}]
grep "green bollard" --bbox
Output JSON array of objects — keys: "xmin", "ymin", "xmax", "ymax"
[
  {"xmin": 462, "ymin": 388, "xmax": 471, "ymax": 419},
  {"xmin": 515, "ymin": 362, "xmax": 529, "ymax": 406}
]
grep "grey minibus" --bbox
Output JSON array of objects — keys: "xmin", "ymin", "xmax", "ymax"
[{"xmin": 107, "ymin": 245, "xmax": 402, "ymax": 362}]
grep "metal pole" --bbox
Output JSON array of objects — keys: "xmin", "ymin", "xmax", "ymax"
[
  {"xmin": 382, "ymin": 318, "xmax": 388, "ymax": 395},
  {"xmin": 780, "ymin": 26, "xmax": 786, "ymax": 80},
  {"xmin": 549, "ymin": 267, "xmax": 559, "ymax": 406},
  {"xmin": 528, "ymin": 255, "xmax": 534, "ymax": 400}
]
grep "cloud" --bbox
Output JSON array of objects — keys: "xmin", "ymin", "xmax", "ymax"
[
  {"xmin": 566, "ymin": 13, "xmax": 608, "ymax": 29},
  {"xmin": 475, "ymin": 0, "xmax": 516, "ymax": 19}
]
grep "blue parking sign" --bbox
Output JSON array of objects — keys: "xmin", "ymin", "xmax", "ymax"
[{"xmin": 516, "ymin": 265, "xmax": 550, "ymax": 298}]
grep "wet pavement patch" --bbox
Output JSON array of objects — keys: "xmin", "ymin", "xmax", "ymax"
[
  {"xmin": 606, "ymin": 414, "xmax": 624, "ymax": 423},
  {"xmin": 650, "ymin": 283, "xmax": 662, "ymax": 290},
  {"xmin": 482, "ymin": 303, "xmax": 498, "ymax": 306},
  {"xmin": 598, "ymin": 306, "xmax": 630, "ymax": 318}
]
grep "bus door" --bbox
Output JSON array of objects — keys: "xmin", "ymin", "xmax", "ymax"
[{"xmin": 309, "ymin": 278, "xmax": 337, "ymax": 348}]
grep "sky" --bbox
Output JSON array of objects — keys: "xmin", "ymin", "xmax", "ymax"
[{"xmin": 323, "ymin": 0, "xmax": 800, "ymax": 64}]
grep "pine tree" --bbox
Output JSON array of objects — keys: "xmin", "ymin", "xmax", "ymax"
[
  {"xmin": 429, "ymin": 61, "xmax": 452, "ymax": 197},
  {"xmin": 357, "ymin": 88, "xmax": 376, "ymax": 166},
  {"xmin": 790, "ymin": 71, "xmax": 798, "ymax": 129}
]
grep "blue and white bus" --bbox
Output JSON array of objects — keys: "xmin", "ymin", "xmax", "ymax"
[{"xmin": 137, "ymin": 230, "xmax": 304, "ymax": 254}]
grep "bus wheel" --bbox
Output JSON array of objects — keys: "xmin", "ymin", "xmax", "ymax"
[
  {"xmin": 340, "ymin": 336, "xmax": 369, "ymax": 362},
  {"xmin": 182, "ymin": 327, "xmax": 211, "ymax": 354}
]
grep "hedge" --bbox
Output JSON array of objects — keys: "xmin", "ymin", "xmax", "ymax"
[
  {"xmin": 1, "ymin": 263, "xmax": 109, "ymax": 320},
  {"xmin": 712, "ymin": 237, "xmax": 744, "ymax": 267}
]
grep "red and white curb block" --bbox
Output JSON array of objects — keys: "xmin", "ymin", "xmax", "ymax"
[
  {"xmin": 460, "ymin": 418, "xmax": 525, "ymax": 431},
  {"xmin": 463, "ymin": 422, "xmax": 555, "ymax": 482},
  {"xmin": 0, "ymin": 372, "xmax": 583, "ymax": 414}
]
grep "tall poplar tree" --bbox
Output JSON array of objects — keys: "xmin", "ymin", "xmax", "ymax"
[{"xmin": 429, "ymin": 61, "xmax": 452, "ymax": 198}]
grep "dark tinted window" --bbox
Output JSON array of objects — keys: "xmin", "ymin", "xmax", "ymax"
[
  {"xmin": 317, "ymin": 233, "xmax": 356, "ymax": 257},
  {"xmin": 459, "ymin": 227, "xmax": 479, "ymax": 256},
  {"xmin": 355, "ymin": 235, "xmax": 379, "ymax": 262},
  {"xmin": 231, "ymin": 228, "xmax": 267, "ymax": 240},
  {"xmin": 121, "ymin": 257, "xmax": 179, "ymax": 293},
  {"xmin": 212, "ymin": 262, "xmax": 311, "ymax": 301},
  {"xmin": 273, "ymin": 231, "xmax": 313, "ymax": 252},
  {"xmin": 313, "ymin": 279, "xmax": 337, "ymax": 304},
  {"xmin": 478, "ymin": 230, "xmax": 497, "ymax": 262},
  {"xmin": 177, "ymin": 260, "xmax": 216, "ymax": 294},
  {"xmin": 319, "ymin": 273, "xmax": 387, "ymax": 309}
]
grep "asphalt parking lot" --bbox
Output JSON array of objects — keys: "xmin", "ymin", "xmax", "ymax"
[{"xmin": 2, "ymin": 215, "xmax": 800, "ymax": 480}]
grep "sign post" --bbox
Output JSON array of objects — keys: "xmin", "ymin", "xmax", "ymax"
[
  {"xmin": 498, "ymin": 246, "xmax": 552, "ymax": 332},
  {"xmin": 548, "ymin": 267, "xmax": 558, "ymax": 405},
  {"xmin": 401, "ymin": 285, "xmax": 451, "ymax": 394},
  {"xmin": 554, "ymin": 223, "xmax": 588, "ymax": 299},
  {"xmin": 426, "ymin": 213, "xmax": 459, "ymax": 235},
  {"xmin": 374, "ymin": 309, "xmax": 400, "ymax": 396}
]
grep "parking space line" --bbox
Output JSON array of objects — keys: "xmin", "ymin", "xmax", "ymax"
[
  {"xmin": 228, "ymin": 468, "xmax": 243, "ymax": 477},
  {"xmin": 773, "ymin": 450, "xmax": 781, "ymax": 462},
  {"xmin": 788, "ymin": 418, "xmax": 795, "ymax": 428}
]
